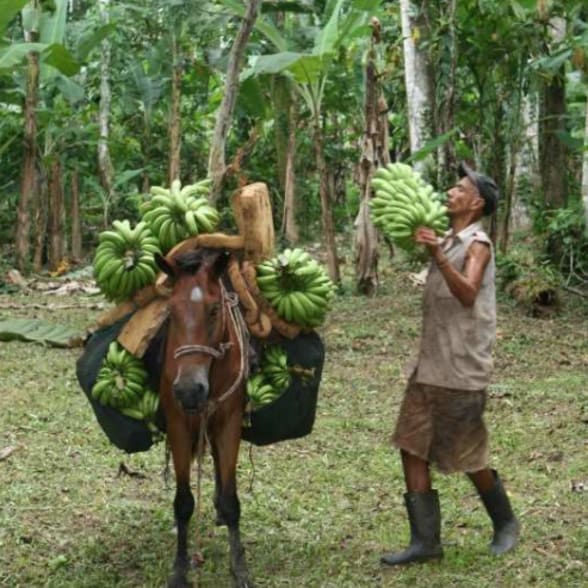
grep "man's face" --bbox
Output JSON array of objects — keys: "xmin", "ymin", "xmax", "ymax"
[{"xmin": 446, "ymin": 177, "xmax": 484, "ymax": 217}]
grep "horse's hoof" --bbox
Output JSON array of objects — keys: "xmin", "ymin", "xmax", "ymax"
[
  {"xmin": 231, "ymin": 571, "xmax": 254, "ymax": 588},
  {"xmin": 167, "ymin": 572, "xmax": 193, "ymax": 588}
]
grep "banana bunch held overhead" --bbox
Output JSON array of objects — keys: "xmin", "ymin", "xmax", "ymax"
[
  {"xmin": 92, "ymin": 342, "xmax": 154, "ymax": 410},
  {"xmin": 246, "ymin": 345, "xmax": 292, "ymax": 410},
  {"xmin": 93, "ymin": 220, "xmax": 161, "ymax": 303},
  {"xmin": 256, "ymin": 248, "xmax": 336, "ymax": 328},
  {"xmin": 370, "ymin": 162, "xmax": 449, "ymax": 249},
  {"xmin": 141, "ymin": 178, "xmax": 219, "ymax": 253}
]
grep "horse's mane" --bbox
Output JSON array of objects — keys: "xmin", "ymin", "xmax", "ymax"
[{"xmin": 174, "ymin": 248, "xmax": 222, "ymax": 274}]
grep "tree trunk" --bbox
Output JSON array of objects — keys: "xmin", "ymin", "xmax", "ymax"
[
  {"xmin": 272, "ymin": 76, "xmax": 290, "ymax": 194},
  {"xmin": 313, "ymin": 118, "xmax": 340, "ymax": 283},
  {"xmin": 399, "ymin": 0, "xmax": 434, "ymax": 175},
  {"xmin": 208, "ymin": 0, "xmax": 262, "ymax": 203},
  {"xmin": 168, "ymin": 31, "xmax": 182, "ymax": 184},
  {"xmin": 70, "ymin": 169, "xmax": 82, "ymax": 261},
  {"xmin": 283, "ymin": 95, "xmax": 299, "ymax": 243},
  {"xmin": 511, "ymin": 94, "xmax": 537, "ymax": 232},
  {"xmin": 436, "ymin": 0, "xmax": 457, "ymax": 180},
  {"xmin": 539, "ymin": 17, "xmax": 567, "ymax": 209},
  {"xmin": 47, "ymin": 158, "xmax": 64, "ymax": 270},
  {"xmin": 98, "ymin": 0, "xmax": 114, "ymax": 203},
  {"xmin": 582, "ymin": 85, "xmax": 588, "ymax": 236},
  {"xmin": 16, "ymin": 28, "xmax": 40, "ymax": 271},
  {"xmin": 32, "ymin": 167, "xmax": 47, "ymax": 271},
  {"xmin": 354, "ymin": 21, "xmax": 389, "ymax": 296}
]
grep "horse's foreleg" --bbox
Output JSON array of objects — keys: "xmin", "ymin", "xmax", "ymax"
[
  {"xmin": 168, "ymin": 426, "xmax": 195, "ymax": 588},
  {"xmin": 211, "ymin": 413, "xmax": 254, "ymax": 588}
]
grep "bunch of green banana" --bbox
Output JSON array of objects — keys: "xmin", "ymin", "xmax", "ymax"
[
  {"xmin": 256, "ymin": 248, "xmax": 336, "ymax": 328},
  {"xmin": 93, "ymin": 220, "xmax": 161, "ymax": 302},
  {"xmin": 260, "ymin": 345, "xmax": 291, "ymax": 391},
  {"xmin": 120, "ymin": 389, "xmax": 160, "ymax": 424},
  {"xmin": 246, "ymin": 373, "xmax": 279, "ymax": 409},
  {"xmin": 141, "ymin": 178, "xmax": 219, "ymax": 253},
  {"xmin": 91, "ymin": 342, "xmax": 151, "ymax": 410},
  {"xmin": 370, "ymin": 162, "xmax": 449, "ymax": 249}
]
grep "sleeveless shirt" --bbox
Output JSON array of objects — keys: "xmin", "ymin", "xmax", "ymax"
[{"xmin": 414, "ymin": 221, "xmax": 496, "ymax": 391}]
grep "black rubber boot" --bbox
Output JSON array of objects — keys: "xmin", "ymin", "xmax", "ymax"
[
  {"xmin": 380, "ymin": 490, "xmax": 444, "ymax": 566},
  {"xmin": 477, "ymin": 470, "xmax": 520, "ymax": 555}
]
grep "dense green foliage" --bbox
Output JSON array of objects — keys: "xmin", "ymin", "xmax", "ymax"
[{"xmin": 0, "ymin": 0, "xmax": 587, "ymax": 293}]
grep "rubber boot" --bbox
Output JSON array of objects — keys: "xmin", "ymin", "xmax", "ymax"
[
  {"xmin": 380, "ymin": 490, "xmax": 444, "ymax": 566},
  {"xmin": 477, "ymin": 470, "xmax": 520, "ymax": 555}
]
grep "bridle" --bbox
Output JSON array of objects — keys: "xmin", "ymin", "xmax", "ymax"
[{"xmin": 171, "ymin": 279, "xmax": 248, "ymax": 406}]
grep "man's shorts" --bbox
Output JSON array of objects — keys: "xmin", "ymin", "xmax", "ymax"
[{"xmin": 392, "ymin": 378, "xmax": 489, "ymax": 473}]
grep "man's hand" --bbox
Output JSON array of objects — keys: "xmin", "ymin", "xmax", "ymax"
[{"xmin": 414, "ymin": 226, "xmax": 443, "ymax": 263}]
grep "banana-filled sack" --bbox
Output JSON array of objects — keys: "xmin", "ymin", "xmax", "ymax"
[
  {"xmin": 255, "ymin": 248, "xmax": 336, "ymax": 329},
  {"xmin": 370, "ymin": 162, "xmax": 449, "ymax": 250},
  {"xmin": 91, "ymin": 341, "xmax": 160, "ymax": 428},
  {"xmin": 76, "ymin": 314, "xmax": 167, "ymax": 453},
  {"xmin": 242, "ymin": 331, "xmax": 325, "ymax": 446}
]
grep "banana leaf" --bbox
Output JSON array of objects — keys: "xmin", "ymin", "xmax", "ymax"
[{"xmin": 0, "ymin": 318, "xmax": 83, "ymax": 348}]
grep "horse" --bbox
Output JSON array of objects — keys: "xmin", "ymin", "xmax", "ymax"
[{"xmin": 155, "ymin": 248, "xmax": 253, "ymax": 588}]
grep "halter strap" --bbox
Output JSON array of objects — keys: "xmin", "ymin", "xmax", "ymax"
[{"xmin": 171, "ymin": 281, "xmax": 248, "ymax": 408}]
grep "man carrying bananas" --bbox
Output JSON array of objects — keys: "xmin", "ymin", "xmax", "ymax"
[{"xmin": 381, "ymin": 162, "xmax": 520, "ymax": 566}]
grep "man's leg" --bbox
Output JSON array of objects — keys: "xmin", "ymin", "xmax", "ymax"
[
  {"xmin": 402, "ymin": 450, "xmax": 432, "ymax": 492},
  {"xmin": 381, "ymin": 451, "xmax": 443, "ymax": 566},
  {"xmin": 467, "ymin": 468, "xmax": 519, "ymax": 555}
]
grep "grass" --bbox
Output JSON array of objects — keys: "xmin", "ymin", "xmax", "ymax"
[{"xmin": 0, "ymin": 257, "xmax": 587, "ymax": 588}]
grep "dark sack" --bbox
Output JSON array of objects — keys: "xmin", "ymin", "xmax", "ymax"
[
  {"xmin": 242, "ymin": 330, "xmax": 325, "ymax": 446},
  {"xmin": 75, "ymin": 314, "xmax": 165, "ymax": 454}
]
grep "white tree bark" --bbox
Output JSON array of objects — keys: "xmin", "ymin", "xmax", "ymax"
[
  {"xmin": 512, "ymin": 94, "xmax": 538, "ymax": 231},
  {"xmin": 207, "ymin": 0, "xmax": 261, "ymax": 203},
  {"xmin": 399, "ymin": 0, "xmax": 433, "ymax": 175},
  {"xmin": 98, "ymin": 0, "xmax": 113, "ymax": 214}
]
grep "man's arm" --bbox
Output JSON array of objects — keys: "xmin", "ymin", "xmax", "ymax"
[{"xmin": 414, "ymin": 227, "xmax": 491, "ymax": 307}]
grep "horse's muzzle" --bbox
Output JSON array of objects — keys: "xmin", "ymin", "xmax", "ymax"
[{"xmin": 172, "ymin": 374, "xmax": 209, "ymax": 414}]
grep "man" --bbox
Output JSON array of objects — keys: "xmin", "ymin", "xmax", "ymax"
[{"xmin": 381, "ymin": 162, "xmax": 519, "ymax": 566}]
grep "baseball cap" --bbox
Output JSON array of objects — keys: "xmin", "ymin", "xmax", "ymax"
[{"xmin": 458, "ymin": 161, "xmax": 499, "ymax": 216}]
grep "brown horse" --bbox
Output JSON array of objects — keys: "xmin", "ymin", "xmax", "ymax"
[{"xmin": 155, "ymin": 248, "xmax": 253, "ymax": 588}]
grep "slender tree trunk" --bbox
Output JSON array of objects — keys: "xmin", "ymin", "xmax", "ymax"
[
  {"xmin": 436, "ymin": 0, "xmax": 457, "ymax": 179},
  {"xmin": 399, "ymin": 0, "xmax": 433, "ymax": 175},
  {"xmin": 313, "ymin": 117, "xmax": 340, "ymax": 283},
  {"xmin": 355, "ymin": 20, "xmax": 389, "ymax": 295},
  {"xmin": 582, "ymin": 86, "xmax": 588, "ymax": 236},
  {"xmin": 16, "ymin": 28, "xmax": 40, "ymax": 271},
  {"xmin": 169, "ymin": 31, "xmax": 182, "ymax": 184},
  {"xmin": 512, "ymin": 94, "xmax": 537, "ymax": 232},
  {"xmin": 283, "ymin": 96, "xmax": 299, "ymax": 243},
  {"xmin": 32, "ymin": 167, "xmax": 47, "ymax": 271},
  {"xmin": 539, "ymin": 17, "xmax": 567, "ymax": 209},
  {"xmin": 71, "ymin": 169, "xmax": 82, "ymax": 260},
  {"xmin": 272, "ymin": 76, "xmax": 290, "ymax": 194},
  {"xmin": 208, "ymin": 0, "xmax": 261, "ymax": 202},
  {"xmin": 98, "ymin": 0, "xmax": 114, "ymax": 203},
  {"xmin": 47, "ymin": 158, "xmax": 64, "ymax": 270}
]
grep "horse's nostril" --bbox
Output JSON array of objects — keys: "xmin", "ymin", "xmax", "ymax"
[{"xmin": 173, "ymin": 380, "xmax": 209, "ymax": 411}]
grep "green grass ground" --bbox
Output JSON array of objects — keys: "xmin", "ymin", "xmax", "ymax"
[{"xmin": 0, "ymin": 260, "xmax": 587, "ymax": 587}]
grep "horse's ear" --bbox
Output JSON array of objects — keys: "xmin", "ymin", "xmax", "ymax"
[
  {"xmin": 212, "ymin": 250, "xmax": 231, "ymax": 278},
  {"xmin": 155, "ymin": 253, "xmax": 176, "ymax": 277}
]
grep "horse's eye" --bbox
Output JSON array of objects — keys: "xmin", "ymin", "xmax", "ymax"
[{"xmin": 209, "ymin": 304, "xmax": 220, "ymax": 319}]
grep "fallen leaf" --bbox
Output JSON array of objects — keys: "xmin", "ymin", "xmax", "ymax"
[{"xmin": 0, "ymin": 446, "xmax": 16, "ymax": 461}]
